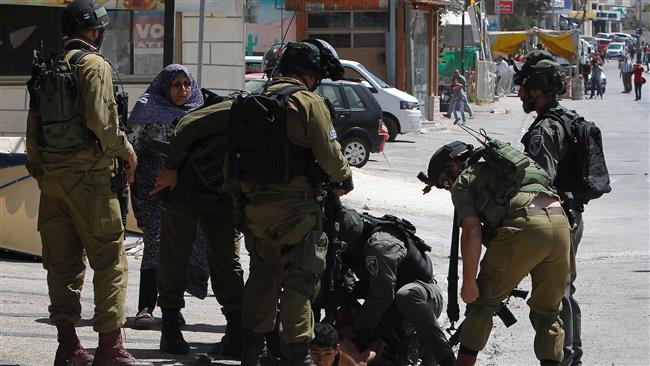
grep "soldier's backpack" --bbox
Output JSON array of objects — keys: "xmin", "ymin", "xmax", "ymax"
[
  {"xmin": 27, "ymin": 48, "xmax": 92, "ymax": 151},
  {"xmin": 539, "ymin": 108, "xmax": 611, "ymax": 205},
  {"xmin": 227, "ymin": 84, "xmax": 323, "ymax": 184}
]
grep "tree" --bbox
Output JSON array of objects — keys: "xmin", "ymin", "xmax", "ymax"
[{"xmin": 486, "ymin": 0, "xmax": 551, "ymax": 30}]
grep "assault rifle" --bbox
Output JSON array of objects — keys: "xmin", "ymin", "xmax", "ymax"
[
  {"xmin": 318, "ymin": 187, "xmax": 346, "ymax": 323},
  {"xmin": 112, "ymin": 86, "xmax": 129, "ymax": 237},
  {"xmin": 448, "ymin": 288, "xmax": 529, "ymax": 347}
]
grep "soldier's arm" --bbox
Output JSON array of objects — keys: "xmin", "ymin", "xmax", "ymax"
[
  {"xmin": 353, "ymin": 232, "xmax": 406, "ymax": 331},
  {"xmin": 25, "ymin": 110, "xmax": 44, "ymax": 181},
  {"xmin": 164, "ymin": 101, "xmax": 231, "ymax": 170},
  {"xmin": 77, "ymin": 54, "xmax": 134, "ymax": 160},
  {"xmin": 524, "ymin": 118, "xmax": 566, "ymax": 182},
  {"xmin": 451, "ymin": 168, "xmax": 482, "ymax": 304},
  {"xmin": 302, "ymin": 95, "xmax": 352, "ymax": 183}
]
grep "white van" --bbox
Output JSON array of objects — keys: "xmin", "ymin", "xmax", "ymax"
[
  {"xmin": 340, "ymin": 60, "xmax": 421, "ymax": 142},
  {"xmin": 245, "ymin": 56, "xmax": 422, "ymax": 142}
]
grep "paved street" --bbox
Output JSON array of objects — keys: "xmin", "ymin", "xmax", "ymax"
[{"xmin": 1, "ymin": 60, "xmax": 648, "ymax": 365}]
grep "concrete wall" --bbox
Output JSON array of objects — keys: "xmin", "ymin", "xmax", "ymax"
[{"xmin": 180, "ymin": 2, "xmax": 245, "ymax": 94}]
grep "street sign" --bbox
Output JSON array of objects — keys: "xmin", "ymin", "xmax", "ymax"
[{"xmin": 498, "ymin": 0, "xmax": 513, "ymax": 14}]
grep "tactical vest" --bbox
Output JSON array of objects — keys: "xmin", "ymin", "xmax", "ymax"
[
  {"xmin": 28, "ymin": 50, "xmax": 93, "ymax": 151},
  {"xmin": 360, "ymin": 213, "xmax": 433, "ymax": 289},
  {"xmin": 467, "ymin": 138, "xmax": 552, "ymax": 238},
  {"xmin": 227, "ymin": 84, "xmax": 324, "ymax": 185}
]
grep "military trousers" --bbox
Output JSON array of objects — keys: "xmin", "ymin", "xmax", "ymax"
[
  {"xmin": 394, "ymin": 280, "xmax": 455, "ymax": 363},
  {"xmin": 459, "ymin": 207, "xmax": 571, "ymax": 362},
  {"xmin": 561, "ymin": 211, "xmax": 584, "ymax": 366},
  {"xmin": 242, "ymin": 196, "xmax": 322, "ymax": 344},
  {"xmin": 157, "ymin": 192, "xmax": 244, "ymax": 313},
  {"xmin": 37, "ymin": 170, "xmax": 128, "ymax": 333}
]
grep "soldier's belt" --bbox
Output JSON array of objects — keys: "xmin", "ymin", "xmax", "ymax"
[{"xmin": 511, "ymin": 206, "xmax": 565, "ymax": 217}]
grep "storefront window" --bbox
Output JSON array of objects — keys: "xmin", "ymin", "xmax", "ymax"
[
  {"xmin": 354, "ymin": 33, "xmax": 385, "ymax": 47},
  {"xmin": 308, "ymin": 12, "xmax": 351, "ymax": 28},
  {"xmin": 309, "ymin": 33, "xmax": 352, "ymax": 48},
  {"xmin": 0, "ymin": 4, "xmax": 163, "ymax": 77},
  {"xmin": 353, "ymin": 11, "xmax": 389, "ymax": 28}
]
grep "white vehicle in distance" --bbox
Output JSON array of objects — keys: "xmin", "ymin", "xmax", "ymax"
[
  {"xmin": 245, "ymin": 55, "xmax": 422, "ymax": 142},
  {"xmin": 339, "ymin": 59, "xmax": 421, "ymax": 142}
]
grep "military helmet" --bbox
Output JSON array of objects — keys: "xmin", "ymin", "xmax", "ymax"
[
  {"xmin": 424, "ymin": 141, "xmax": 473, "ymax": 188},
  {"xmin": 262, "ymin": 44, "xmax": 285, "ymax": 78},
  {"xmin": 302, "ymin": 38, "xmax": 345, "ymax": 81},
  {"xmin": 278, "ymin": 42, "xmax": 323, "ymax": 79},
  {"xmin": 513, "ymin": 50, "xmax": 566, "ymax": 94},
  {"xmin": 62, "ymin": 0, "xmax": 109, "ymax": 37}
]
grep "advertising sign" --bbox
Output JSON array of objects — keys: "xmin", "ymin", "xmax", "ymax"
[{"xmin": 498, "ymin": 0, "xmax": 513, "ymax": 14}]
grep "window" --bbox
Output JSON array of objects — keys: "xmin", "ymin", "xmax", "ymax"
[
  {"xmin": 354, "ymin": 33, "xmax": 385, "ymax": 47},
  {"xmin": 307, "ymin": 11, "xmax": 388, "ymax": 49},
  {"xmin": 318, "ymin": 84, "xmax": 345, "ymax": 108},
  {"xmin": 353, "ymin": 12, "xmax": 389, "ymax": 28},
  {"xmin": 0, "ymin": 4, "xmax": 163, "ymax": 77},
  {"xmin": 309, "ymin": 33, "xmax": 351, "ymax": 48},
  {"xmin": 308, "ymin": 12, "xmax": 351, "ymax": 28},
  {"xmin": 343, "ymin": 85, "xmax": 366, "ymax": 109}
]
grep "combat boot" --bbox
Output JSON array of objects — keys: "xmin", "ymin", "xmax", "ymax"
[
  {"xmin": 159, "ymin": 308, "xmax": 189, "ymax": 354},
  {"xmin": 53, "ymin": 319, "xmax": 94, "ymax": 366},
  {"xmin": 455, "ymin": 349, "xmax": 477, "ymax": 366},
  {"xmin": 206, "ymin": 311, "xmax": 244, "ymax": 359},
  {"xmin": 93, "ymin": 328, "xmax": 153, "ymax": 366},
  {"xmin": 283, "ymin": 343, "xmax": 313, "ymax": 366},
  {"xmin": 241, "ymin": 330, "xmax": 265, "ymax": 366}
]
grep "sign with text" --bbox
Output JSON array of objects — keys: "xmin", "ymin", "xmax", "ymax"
[{"xmin": 498, "ymin": 0, "xmax": 513, "ymax": 14}]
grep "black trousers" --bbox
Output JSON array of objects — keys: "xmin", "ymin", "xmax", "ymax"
[{"xmin": 635, "ymin": 82, "xmax": 642, "ymax": 99}]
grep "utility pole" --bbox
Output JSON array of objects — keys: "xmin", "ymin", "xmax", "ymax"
[{"xmin": 461, "ymin": 1, "xmax": 466, "ymax": 76}]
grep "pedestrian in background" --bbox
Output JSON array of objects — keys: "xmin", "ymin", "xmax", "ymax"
[
  {"xmin": 450, "ymin": 69, "xmax": 468, "ymax": 124},
  {"xmin": 619, "ymin": 55, "xmax": 633, "ymax": 93},
  {"xmin": 25, "ymin": 0, "xmax": 150, "ymax": 364},
  {"xmin": 632, "ymin": 60, "xmax": 645, "ymax": 101},
  {"xmin": 589, "ymin": 59, "xmax": 603, "ymax": 99},
  {"xmin": 127, "ymin": 64, "xmax": 207, "ymax": 329}
]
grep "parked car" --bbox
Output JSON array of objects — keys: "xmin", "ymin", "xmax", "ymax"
[
  {"xmin": 596, "ymin": 32, "xmax": 615, "ymax": 40},
  {"xmin": 245, "ymin": 55, "xmax": 422, "ymax": 142},
  {"xmin": 245, "ymin": 78, "xmax": 386, "ymax": 168},
  {"xmin": 580, "ymin": 35, "xmax": 596, "ymax": 49},
  {"xmin": 595, "ymin": 38, "xmax": 611, "ymax": 54},
  {"xmin": 606, "ymin": 42, "xmax": 626, "ymax": 59},
  {"xmin": 340, "ymin": 59, "xmax": 421, "ymax": 142}
]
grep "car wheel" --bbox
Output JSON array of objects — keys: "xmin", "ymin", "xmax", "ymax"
[
  {"xmin": 383, "ymin": 115, "xmax": 399, "ymax": 142},
  {"xmin": 341, "ymin": 137, "xmax": 370, "ymax": 168}
]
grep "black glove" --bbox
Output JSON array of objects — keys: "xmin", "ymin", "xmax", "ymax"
[{"xmin": 336, "ymin": 176, "xmax": 354, "ymax": 194}]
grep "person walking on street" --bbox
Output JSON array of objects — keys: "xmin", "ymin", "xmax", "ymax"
[
  {"xmin": 127, "ymin": 64, "xmax": 209, "ymax": 330},
  {"xmin": 633, "ymin": 60, "xmax": 645, "ymax": 101},
  {"xmin": 420, "ymin": 141, "xmax": 571, "ymax": 366},
  {"xmin": 25, "ymin": 1, "xmax": 151, "ymax": 364},
  {"xmin": 619, "ymin": 55, "xmax": 633, "ymax": 93},
  {"xmin": 451, "ymin": 69, "xmax": 469, "ymax": 124},
  {"xmin": 589, "ymin": 59, "xmax": 603, "ymax": 99},
  {"xmin": 226, "ymin": 40, "xmax": 353, "ymax": 366}
]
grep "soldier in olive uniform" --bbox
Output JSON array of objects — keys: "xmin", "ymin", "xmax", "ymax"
[
  {"xmin": 225, "ymin": 40, "xmax": 353, "ymax": 366},
  {"xmin": 25, "ymin": 1, "xmax": 151, "ymax": 365},
  {"xmin": 421, "ymin": 141, "xmax": 571, "ymax": 366},
  {"xmin": 149, "ymin": 99, "xmax": 245, "ymax": 357},
  {"xmin": 334, "ymin": 205, "xmax": 456, "ymax": 366},
  {"xmin": 516, "ymin": 51, "xmax": 588, "ymax": 366}
]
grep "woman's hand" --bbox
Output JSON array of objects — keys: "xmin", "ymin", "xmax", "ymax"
[{"xmin": 150, "ymin": 168, "xmax": 177, "ymax": 195}]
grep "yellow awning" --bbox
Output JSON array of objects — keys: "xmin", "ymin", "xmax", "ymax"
[
  {"xmin": 490, "ymin": 29, "xmax": 578, "ymax": 61},
  {"xmin": 537, "ymin": 32, "xmax": 577, "ymax": 61},
  {"xmin": 491, "ymin": 31, "xmax": 529, "ymax": 57}
]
